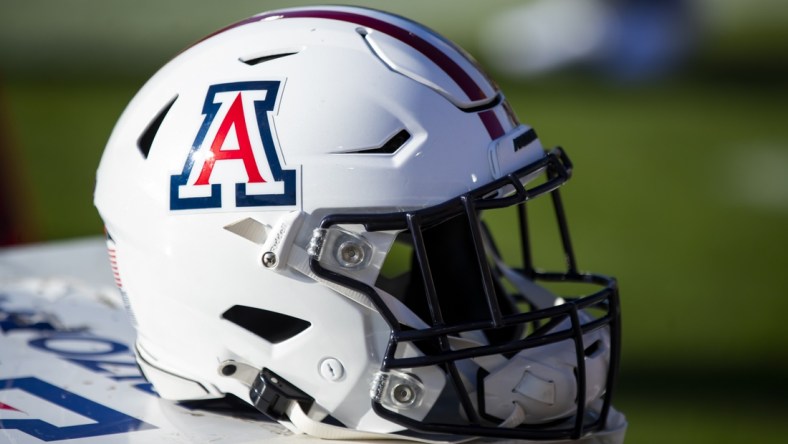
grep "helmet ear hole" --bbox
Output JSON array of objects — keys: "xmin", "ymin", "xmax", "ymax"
[{"xmin": 221, "ymin": 305, "xmax": 311, "ymax": 344}]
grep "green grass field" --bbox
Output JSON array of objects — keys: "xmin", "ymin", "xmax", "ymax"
[{"xmin": 3, "ymin": 1, "xmax": 788, "ymax": 442}]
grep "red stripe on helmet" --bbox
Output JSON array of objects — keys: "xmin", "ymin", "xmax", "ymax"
[{"xmin": 200, "ymin": 9, "xmax": 506, "ymax": 139}]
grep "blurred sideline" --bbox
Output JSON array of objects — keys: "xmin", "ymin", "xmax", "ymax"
[
  {"xmin": 0, "ymin": 84, "xmax": 35, "ymax": 245},
  {"xmin": 2, "ymin": 0, "xmax": 786, "ymax": 243},
  {"xmin": 1, "ymin": 0, "xmax": 787, "ymax": 83}
]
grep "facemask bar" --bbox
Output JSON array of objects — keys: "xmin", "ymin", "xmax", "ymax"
[{"xmin": 309, "ymin": 148, "xmax": 621, "ymax": 440}]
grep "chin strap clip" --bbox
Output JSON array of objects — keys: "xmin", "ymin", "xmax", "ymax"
[
  {"xmin": 218, "ymin": 360, "xmax": 313, "ymax": 421},
  {"xmin": 250, "ymin": 367, "xmax": 314, "ymax": 420}
]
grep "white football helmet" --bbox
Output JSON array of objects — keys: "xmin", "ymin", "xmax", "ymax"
[{"xmin": 95, "ymin": 5, "xmax": 625, "ymax": 442}]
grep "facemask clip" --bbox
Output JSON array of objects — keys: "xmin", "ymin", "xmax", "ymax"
[{"xmin": 371, "ymin": 370, "xmax": 425, "ymax": 411}]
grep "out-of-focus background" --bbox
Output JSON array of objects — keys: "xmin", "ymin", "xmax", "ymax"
[{"xmin": 1, "ymin": 0, "xmax": 787, "ymax": 442}]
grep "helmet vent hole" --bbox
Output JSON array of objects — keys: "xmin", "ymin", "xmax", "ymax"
[
  {"xmin": 240, "ymin": 51, "xmax": 299, "ymax": 66},
  {"xmin": 584, "ymin": 340, "xmax": 602, "ymax": 358},
  {"xmin": 137, "ymin": 96, "xmax": 177, "ymax": 159},
  {"xmin": 513, "ymin": 128, "xmax": 538, "ymax": 152},
  {"xmin": 222, "ymin": 305, "xmax": 311, "ymax": 344},
  {"xmin": 339, "ymin": 129, "xmax": 411, "ymax": 155}
]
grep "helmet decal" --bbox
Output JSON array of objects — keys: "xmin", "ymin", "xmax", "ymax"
[{"xmin": 169, "ymin": 81, "xmax": 297, "ymax": 211}]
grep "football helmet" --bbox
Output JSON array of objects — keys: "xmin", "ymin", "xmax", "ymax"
[{"xmin": 95, "ymin": 5, "xmax": 625, "ymax": 442}]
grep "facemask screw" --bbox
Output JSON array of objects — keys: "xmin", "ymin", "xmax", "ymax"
[
  {"xmin": 337, "ymin": 241, "xmax": 364, "ymax": 268},
  {"xmin": 262, "ymin": 252, "xmax": 277, "ymax": 268},
  {"xmin": 392, "ymin": 383, "xmax": 416, "ymax": 406}
]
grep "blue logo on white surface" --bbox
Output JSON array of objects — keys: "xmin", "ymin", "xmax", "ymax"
[
  {"xmin": 0, "ymin": 296, "xmax": 156, "ymax": 441},
  {"xmin": 0, "ymin": 377, "xmax": 155, "ymax": 441}
]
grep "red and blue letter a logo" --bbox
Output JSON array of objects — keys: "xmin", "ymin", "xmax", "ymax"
[{"xmin": 170, "ymin": 81, "xmax": 297, "ymax": 210}]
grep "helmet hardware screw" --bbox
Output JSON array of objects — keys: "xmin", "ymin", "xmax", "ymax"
[
  {"xmin": 262, "ymin": 252, "xmax": 277, "ymax": 268},
  {"xmin": 319, "ymin": 358, "xmax": 345, "ymax": 381},
  {"xmin": 337, "ymin": 241, "xmax": 364, "ymax": 268},
  {"xmin": 392, "ymin": 383, "xmax": 415, "ymax": 405}
]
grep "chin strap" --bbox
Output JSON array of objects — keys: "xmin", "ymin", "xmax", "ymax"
[
  {"xmin": 285, "ymin": 401, "xmax": 474, "ymax": 443},
  {"xmin": 484, "ymin": 399, "xmax": 628, "ymax": 444},
  {"xmin": 498, "ymin": 402, "xmax": 528, "ymax": 429},
  {"xmin": 217, "ymin": 360, "xmax": 626, "ymax": 444},
  {"xmin": 218, "ymin": 360, "xmax": 471, "ymax": 444}
]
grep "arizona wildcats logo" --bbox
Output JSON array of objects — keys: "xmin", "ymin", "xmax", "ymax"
[{"xmin": 170, "ymin": 81, "xmax": 297, "ymax": 210}]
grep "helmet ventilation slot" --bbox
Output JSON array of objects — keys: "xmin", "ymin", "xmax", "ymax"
[
  {"xmin": 240, "ymin": 51, "xmax": 299, "ymax": 66},
  {"xmin": 337, "ymin": 129, "xmax": 411, "ymax": 155},
  {"xmin": 222, "ymin": 305, "xmax": 311, "ymax": 344},
  {"xmin": 584, "ymin": 340, "xmax": 602, "ymax": 358},
  {"xmin": 137, "ymin": 96, "xmax": 177, "ymax": 159},
  {"xmin": 513, "ymin": 127, "xmax": 538, "ymax": 152}
]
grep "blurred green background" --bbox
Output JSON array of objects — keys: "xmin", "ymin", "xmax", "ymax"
[{"xmin": 1, "ymin": 0, "xmax": 787, "ymax": 442}]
